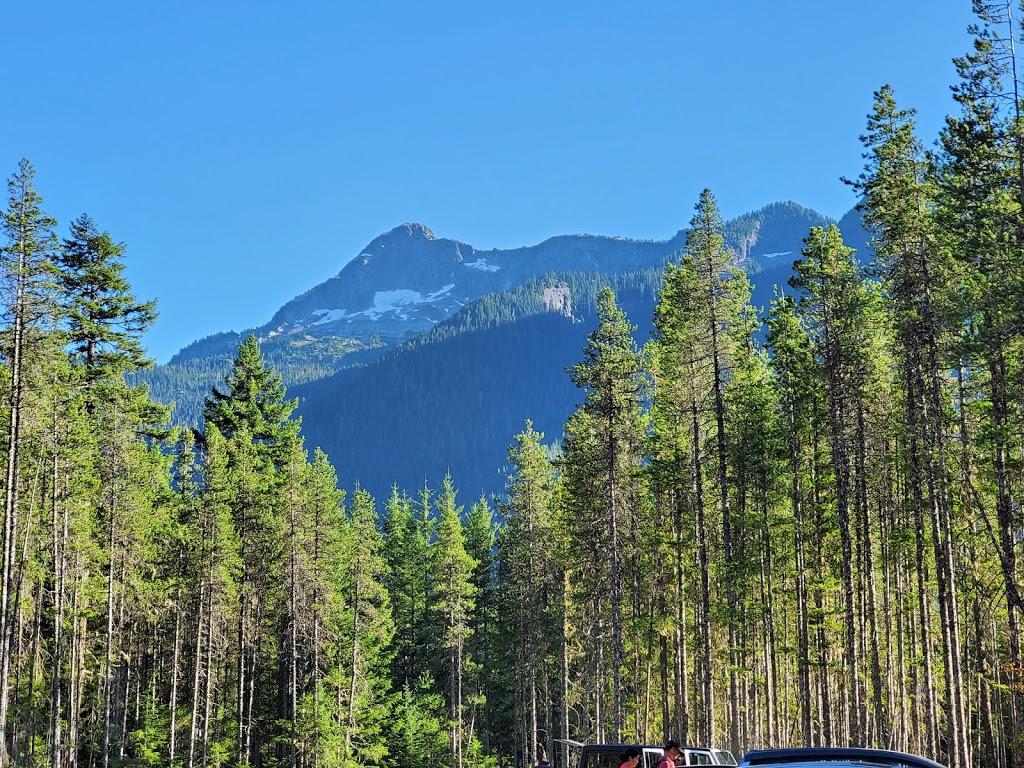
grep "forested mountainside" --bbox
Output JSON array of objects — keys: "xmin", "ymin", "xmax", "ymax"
[
  {"xmin": 294, "ymin": 270, "xmax": 664, "ymax": 499},
  {"xmin": 140, "ymin": 200, "xmax": 844, "ymax": 496}
]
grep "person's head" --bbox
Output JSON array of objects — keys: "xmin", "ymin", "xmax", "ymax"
[
  {"xmin": 620, "ymin": 748, "xmax": 640, "ymax": 767},
  {"xmin": 664, "ymin": 740, "xmax": 682, "ymax": 759}
]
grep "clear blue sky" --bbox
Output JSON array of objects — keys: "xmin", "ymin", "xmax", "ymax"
[{"xmin": 3, "ymin": 1, "xmax": 975, "ymax": 362}]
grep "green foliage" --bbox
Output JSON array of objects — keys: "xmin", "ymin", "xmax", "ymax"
[
  {"xmin": 203, "ymin": 333, "xmax": 300, "ymax": 466},
  {"xmin": 57, "ymin": 213, "xmax": 156, "ymax": 378}
]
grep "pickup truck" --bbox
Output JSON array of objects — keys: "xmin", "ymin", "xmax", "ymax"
[{"xmin": 555, "ymin": 740, "xmax": 737, "ymax": 768}]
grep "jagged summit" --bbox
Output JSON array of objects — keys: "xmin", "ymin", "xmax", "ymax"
[{"xmin": 379, "ymin": 222, "xmax": 436, "ymax": 242}]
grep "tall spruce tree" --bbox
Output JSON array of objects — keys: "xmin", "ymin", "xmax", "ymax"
[
  {"xmin": 432, "ymin": 474, "xmax": 477, "ymax": 768},
  {"xmin": 560, "ymin": 286, "xmax": 646, "ymax": 743},
  {"xmin": 203, "ymin": 334, "xmax": 300, "ymax": 467},
  {"xmin": 791, "ymin": 224, "xmax": 881, "ymax": 747},
  {"xmin": 497, "ymin": 421, "xmax": 559, "ymax": 764},
  {"xmin": 854, "ymin": 84, "xmax": 967, "ymax": 764},
  {"xmin": 57, "ymin": 214, "xmax": 156, "ymax": 380},
  {"xmin": 462, "ymin": 494, "xmax": 497, "ymax": 764},
  {"xmin": 0, "ymin": 158, "xmax": 60, "ymax": 763},
  {"xmin": 766, "ymin": 293, "xmax": 823, "ymax": 746},
  {"xmin": 342, "ymin": 486, "xmax": 395, "ymax": 766},
  {"xmin": 937, "ymin": 8, "xmax": 1024, "ymax": 764}
]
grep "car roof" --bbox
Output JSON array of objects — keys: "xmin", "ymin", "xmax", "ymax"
[
  {"xmin": 739, "ymin": 748, "xmax": 945, "ymax": 768},
  {"xmin": 579, "ymin": 744, "xmax": 713, "ymax": 752},
  {"xmin": 580, "ymin": 744, "xmax": 663, "ymax": 750}
]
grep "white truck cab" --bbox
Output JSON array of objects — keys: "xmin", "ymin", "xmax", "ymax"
[{"xmin": 553, "ymin": 740, "xmax": 737, "ymax": 768}]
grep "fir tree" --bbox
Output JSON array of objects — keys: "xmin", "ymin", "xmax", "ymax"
[
  {"xmin": 203, "ymin": 334, "xmax": 300, "ymax": 466},
  {"xmin": 57, "ymin": 214, "xmax": 156, "ymax": 380},
  {"xmin": 432, "ymin": 474, "xmax": 477, "ymax": 768},
  {"xmin": 560, "ymin": 286, "xmax": 646, "ymax": 743}
]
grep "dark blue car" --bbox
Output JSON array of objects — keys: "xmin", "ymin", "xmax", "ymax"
[{"xmin": 738, "ymin": 747, "xmax": 944, "ymax": 768}]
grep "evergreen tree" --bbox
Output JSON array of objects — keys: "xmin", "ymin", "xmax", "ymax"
[
  {"xmin": 0, "ymin": 158, "xmax": 60, "ymax": 761},
  {"xmin": 462, "ymin": 494, "xmax": 497, "ymax": 764},
  {"xmin": 497, "ymin": 422, "xmax": 559, "ymax": 764},
  {"xmin": 937, "ymin": 8, "xmax": 1024, "ymax": 763},
  {"xmin": 432, "ymin": 474, "xmax": 477, "ymax": 768},
  {"xmin": 854, "ymin": 84, "xmax": 966, "ymax": 762},
  {"xmin": 559, "ymin": 286, "xmax": 646, "ymax": 743},
  {"xmin": 765, "ymin": 293, "xmax": 824, "ymax": 746},
  {"xmin": 57, "ymin": 213, "xmax": 156, "ymax": 380},
  {"xmin": 203, "ymin": 334, "xmax": 300, "ymax": 466},
  {"xmin": 382, "ymin": 485, "xmax": 433, "ymax": 692},
  {"xmin": 341, "ymin": 487, "xmax": 395, "ymax": 766},
  {"xmin": 791, "ymin": 224, "xmax": 888, "ymax": 748}
]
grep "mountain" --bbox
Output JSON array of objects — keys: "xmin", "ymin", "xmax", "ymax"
[{"xmin": 139, "ymin": 201, "xmax": 866, "ymax": 499}]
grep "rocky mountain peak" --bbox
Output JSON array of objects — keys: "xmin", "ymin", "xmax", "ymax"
[{"xmin": 394, "ymin": 222, "xmax": 436, "ymax": 241}]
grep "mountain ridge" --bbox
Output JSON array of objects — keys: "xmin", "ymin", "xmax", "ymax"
[
  {"xmin": 168, "ymin": 199, "xmax": 838, "ymax": 365},
  {"xmin": 141, "ymin": 199, "xmax": 865, "ymax": 497}
]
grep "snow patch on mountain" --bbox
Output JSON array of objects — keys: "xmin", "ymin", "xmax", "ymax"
[
  {"xmin": 762, "ymin": 251, "xmax": 793, "ymax": 259},
  {"xmin": 425, "ymin": 284, "xmax": 456, "ymax": 300},
  {"xmin": 465, "ymin": 258, "xmax": 500, "ymax": 272},
  {"xmin": 312, "ymin": 309, "xmax": 348, "ymax": 325},
  {"xmin": 307, "ymin": 284, "xmax": 459, "ymax": 326}
]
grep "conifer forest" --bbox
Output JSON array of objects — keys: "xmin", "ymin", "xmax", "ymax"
[{"xmin": 6, "ymin": 5, "xmax": 1024, "ymax": 768}]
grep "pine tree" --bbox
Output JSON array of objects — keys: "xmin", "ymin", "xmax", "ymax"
[
  {"xmin": 462, "ymin": 494, "xmax": 497, "ymax": 763},
  {"xmin": 560, "ymin": 286, "xmax": 646, "ymax": 743},
  {"xmin": 791, "ymin": 224, "xmax": 884, "ymax": 747},
  {"xmin": 341, "ymin": 486, "xmax": 395, "ymax": 766},
  {"xmin": 766, "ymin": 293, "xmax": 823, "ymax": 746},
  {"xmin": 203, "ymin": 334, "xmax": 300, "ymax": 467},
  {"xmin": 0, "ymin": 158, "xmax": 59, "ymax": 764},
  {"xmin": 382, "ymin": 486, "xmax": 432, "ymax": 692},
  {"xmin": 497, "ymin": 422, "xmax": 559, "ymax": 764},
  {"xmin": 682, "ymin": 189, "xmax": 754, "ymax": 751},
  {"xmin": 937, "ymin": 8, "xmax": 1024, "ymax": 763},
  {"xmin": 294, "ymin": 448, "xmax": 346, "ymax": 768},
  {"xmin": 432, "ymin": 474, "xmax": 477, "ymax": 768},
  {"xmin": 854, "ymin": 84, "xmax": 965, "ymax": 762}
]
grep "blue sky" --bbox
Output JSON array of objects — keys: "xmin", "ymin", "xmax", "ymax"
[{"xmin": 4, "ymin": 1, "xmax": 975, "ymax": 362}]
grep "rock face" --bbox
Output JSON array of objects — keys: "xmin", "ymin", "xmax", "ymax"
[{"xmin": 542, "ymin": 283, "xmax": 573, "ymax": 317}]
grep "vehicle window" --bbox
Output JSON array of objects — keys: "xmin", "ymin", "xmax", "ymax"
[
  {"xmin": 684, "ymin": 752, "xmax": 714, "ymax": 766},
  {"xmin": 583, "ymin": 749, "xmax": 625, "ymax": 768}
]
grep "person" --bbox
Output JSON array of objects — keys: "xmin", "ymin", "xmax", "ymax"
[
  {"xmin": 658, "ymin": 740, "xmax": 682, "ymax": 767},
  {"xmin": 619, "ymin": 747, "xmax": 640, "ymax": 768}
]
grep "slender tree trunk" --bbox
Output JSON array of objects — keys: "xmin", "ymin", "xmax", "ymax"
[
  {"xmin": 791, "ymin": 407, "xmax": 812, "ymax": 746},
  {"xmin": 50, "ymin": 417, "xmax": 70, "ymax": 768},
  {"xmin": 560, "ymin": 570, "xmax": 570, "ymax": 768},
  {"xmin": 673, "ymin": 496, "xmax": 689, "ymax": 743},
  {"xmin": 690, "ymin": 386, "xmax": 714, "ymax": 745},
  {"xmin": 606, "ymin": 430, "xmax": 624, "ymax": 742},
  {"xmin": 170, "ymin": 590, "xmax": 182, "ymax": 766},
  {"xmin": 289, "ymin": 495, "xmax": 298, "ymax": 768},
  {"xmin": 0, "ymin": 247, "xmax": 27, "ymax": 768},
  {"xmin": 103, "ymin": 497, "xmax": 116, "ymax": 768},
  {"xmin": 708, "ymin": 288, "xmax": 739, "ymax": 753},
  {"xmin": 346, "ymin": 572, "xmax": 360, "ymax": 761},
  {"xmin": 907, "ymin": 376, "xmax": 939, "ymax": 757}
]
